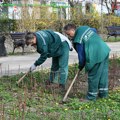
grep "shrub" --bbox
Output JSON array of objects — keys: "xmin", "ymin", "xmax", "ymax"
[{"xmin": 0, "ymin": 19, "xmax": 17, "ymax": 33}]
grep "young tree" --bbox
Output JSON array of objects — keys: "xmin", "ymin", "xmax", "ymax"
[{"xmin": 67, "ymin": 0, "xmax": 83, "ymax": 19}]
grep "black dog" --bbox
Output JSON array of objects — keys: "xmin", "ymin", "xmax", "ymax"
[
  {"xmin": 10, "ymin": 32, "xmax": 26, "ymax": 55},
  {"xmin": 13, "ymin": 39, "xmax": 25, "ymax": 55}
]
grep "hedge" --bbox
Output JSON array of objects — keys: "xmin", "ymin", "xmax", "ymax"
[{"xmin": 0, "ymin": 15, "xmax": 120, "ymax": 34}]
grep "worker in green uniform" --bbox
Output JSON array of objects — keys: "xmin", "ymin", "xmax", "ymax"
[
  {"xmin": 25, "ymin": 30, "xmax": 72, "ymax": 92},
  {"xmin": 64, "ymin": 23, "xmax": 111, "ymax": 101}
]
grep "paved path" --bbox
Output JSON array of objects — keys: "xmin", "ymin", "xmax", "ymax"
[
  {"xmin": 0, "ymin": 50, "xmax": 78, "ymax": 76},
  {"xmin": 0, "ymin": 42, "xmax": 120, "ymax": 76}
]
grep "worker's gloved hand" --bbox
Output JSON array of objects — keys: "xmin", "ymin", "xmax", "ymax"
[
  {"xmin": 29, "ymin": 64, "xmax": 36, "ymax": 72},
  {"xmin": 78, "ymin": 65, "xmax": 84, "ymax": 71}
]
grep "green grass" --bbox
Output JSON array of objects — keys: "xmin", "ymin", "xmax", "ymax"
[
  {"xmin": 0, "ymin": 62, "xmax": 120, "ymax": 119},
  {"xmin": 105, "ymin": 36, "xmax": 120, "ymax": 42},
  {"xmin": 8, "ymin": 51, "xmax": 35, "ymax": 56}
]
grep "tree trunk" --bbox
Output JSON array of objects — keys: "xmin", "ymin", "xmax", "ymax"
[
  {"xmin": 68, "ymin": 0, "xmax": 74, "ymax": 8},
  {"xmin": 0, "ymin": 36, "xmax": 7, "ymax": 56}
]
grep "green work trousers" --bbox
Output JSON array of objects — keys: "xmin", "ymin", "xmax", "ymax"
[
  {"xmin": 87, "ymin": 55, "xmax": 109, "ymax": 100},
  {"xmin": 49, "ymin": 41, "xmax": 69, "ymax": 85}
]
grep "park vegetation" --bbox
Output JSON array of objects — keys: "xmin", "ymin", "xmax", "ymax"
[{"xmin": 1, "ymin": 57, "xmax": 120, "ymax": 119}]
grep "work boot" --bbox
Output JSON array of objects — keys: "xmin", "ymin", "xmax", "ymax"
[{"xmin": 59, "ymin": 84, "xmax": 66, "ymax": 96}]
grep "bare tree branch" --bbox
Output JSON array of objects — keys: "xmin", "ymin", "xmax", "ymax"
[
  {"xmin": 68, "ymin": 0, "xmax": 79, "ymax": 8},
  {"xmin": 68, "ymin": 0, "xmax": 74, "ymax": 7},
  {"xmin": 103, "ymin": 0, "xmax": 118, "ymax": 14}
]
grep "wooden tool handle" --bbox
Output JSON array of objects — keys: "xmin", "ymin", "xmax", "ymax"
[
  {"xmin": 16, "ymin": 71, "xmax": 29, "ymax": 84},
  {"xmin": 62, "ymin": 70, "xmax": 80, "ymax": 102}
]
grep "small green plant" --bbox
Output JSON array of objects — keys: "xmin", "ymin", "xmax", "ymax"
[{"xmin": 0, "ymin": 60, "xmax": 120, "ymax": 119}]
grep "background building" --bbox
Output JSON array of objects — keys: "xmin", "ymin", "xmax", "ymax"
[{"xmin": 0, "ymin": 0, "xmax": 120, "ymax": 19}]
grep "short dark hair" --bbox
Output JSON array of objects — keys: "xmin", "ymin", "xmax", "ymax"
[
  {"xmin": 64, "ymin": 23, "xmax": 76, "ymax": 31},
  {"xmin": 25, "ymin": 32, "xmax": 36, "ymax": 45}
]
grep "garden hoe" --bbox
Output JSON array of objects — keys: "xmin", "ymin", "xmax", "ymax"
[
  {"xmin": 16, "ymin": 70, "xmax": 30, "ymax": 85},
  {"xmin": 62, "ymin": 70, "xmax": 80, "ymax": 103}
]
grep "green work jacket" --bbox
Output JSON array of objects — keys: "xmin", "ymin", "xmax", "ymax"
[
  {"xmin": 73, "ymin": 26, "xmax": 111, "ymax": 71},
  {"xmin": 34, "ymin": 30, "xmax": 62, "ymax": 66}
]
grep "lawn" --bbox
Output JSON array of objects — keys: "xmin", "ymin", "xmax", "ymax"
[
  {"xmin": 0, "ymin": 58, "xmax": 120, "ymax": 120},
  {"xmin": 104, "ymin": 36, "xmax": 120, "ymax": 42}
]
